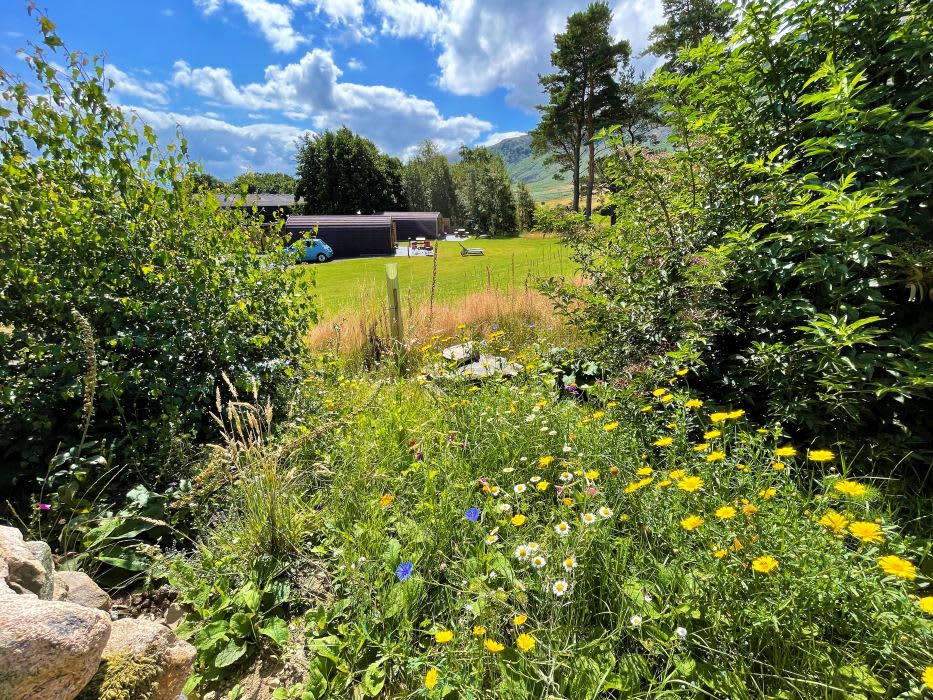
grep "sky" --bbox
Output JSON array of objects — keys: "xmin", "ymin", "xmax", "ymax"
[{"xmin": 0, "ymin": 0, "xmax": 664, "ymax": 179}]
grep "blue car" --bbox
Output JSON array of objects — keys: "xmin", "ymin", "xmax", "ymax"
[{"xmin": 285, "ymin": 237, "xmax": 333, "ymax": 263}]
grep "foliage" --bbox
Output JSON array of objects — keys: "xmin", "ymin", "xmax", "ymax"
[
  {"xmin": 401, "ymin": 140, "xmax": 458, "ymax": 221},
  {"xmin": 544, "ymin": 0, "xmax": 933, "ymax": 470},
  {"xmin": 451, "ymin": 146, "xmax": 517, "ymax": 237},
  {"xmin": 182, "ymin": 338, "xmax": 932, "ymax": 696},
  {"xmin": 295, "ymin": 127, "xmax": 406, "ymax": 215},
  {"xmin": 533, "ymin": 1, "xmax": 633, "ymax": 215},
  {"xmin": 231, "ymin": 171, "xmax": 297, "ymax": 195},
  {"xmin": 515, "ymin": 184, "xmax": 535, "ymax": 233},
  {"xmin": 645, "ymin": 0, "xmax": 735, "ymax": 72},
  {"xmin": 0, "ymin": 15, "xmax": 315, "ymax": 499},
  {"xmin": 192, "ymin": 172, "xmax": 225, "ymax": 190},
  {"xmin": 77, "ymin": 651, "xmax": 161, "ymax": 700}
]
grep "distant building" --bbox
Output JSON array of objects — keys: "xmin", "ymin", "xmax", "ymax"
[
  {"xmin": 380, "ymin": 211, "xmax": 444, "ymax": 240},
  {"xmin": 285, "ymin": 215, "xmax": 397, "ymax": 257},
  {"xmin": 216, "ymin": 193, "xmax": 302, "ymax": 225}
]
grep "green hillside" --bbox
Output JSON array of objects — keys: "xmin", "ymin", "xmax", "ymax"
[{"xmin": 487, "ymin": 134, "xmax": 573, "ymax": 203}]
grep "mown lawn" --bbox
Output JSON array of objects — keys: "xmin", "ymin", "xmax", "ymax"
[{"xmin": 300, "ymin": 236, "xmax": 572, "ymax": 317}]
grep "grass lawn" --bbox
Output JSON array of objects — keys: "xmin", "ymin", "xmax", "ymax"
[{"xmin": 303, "ymin": 235, "xmax": 572, "ymax": 317}]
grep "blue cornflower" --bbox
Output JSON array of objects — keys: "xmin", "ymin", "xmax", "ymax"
[
  {"xmin": 395, "ymin": 561, "xmax": 413, "ymax": 582},
  {"xmin": 465, "ymin": 507, "xmax": 480, "ymax": 522}
]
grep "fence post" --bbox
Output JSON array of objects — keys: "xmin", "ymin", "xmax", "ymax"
[{"xmin": 385, "ymin": 263, "xmax": 404, "ymax": 350}]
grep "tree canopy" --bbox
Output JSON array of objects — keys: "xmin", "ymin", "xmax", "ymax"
[
  {"xmin": 231, "ymin": 172, "xmax": 297, "ymax": 195},
  {"xmin": 451, "ymin": 146, "xmax": 517, "ymax": 237},
  {"xmin": 402, "ymin": 140, "xmax": 459, "ymax": 220},
  {"xmin": 295, "ymin": 127, "xmax": 406, "ymax": 214},
  {"xmin": 646, "ymin": 0, "xmax": 735, "ymax": 72}
]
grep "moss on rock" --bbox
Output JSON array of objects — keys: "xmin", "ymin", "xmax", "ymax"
[{"xmin": 77, "ymin": 652, "xmax": 161, "ymax": 700}]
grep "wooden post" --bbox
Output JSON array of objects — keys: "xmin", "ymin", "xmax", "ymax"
[{"xmin": 385, "ymin": 263, "xmax": 404, "ymax": 350}]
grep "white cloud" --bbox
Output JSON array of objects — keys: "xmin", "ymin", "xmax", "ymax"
[
  {"xmin": 195, "ymin": 0, "xmax": 307, "ymax": 52},
  {"xmin": 293, "ymin": 0, "xmax": 365, "ymax": 24},
  {"xmin": 372, "ymin": 0, "xmax": 664, "ymax": 108},
  {"xmin": 122, "ymin": 105, "xmax": 306, "ymax": 177},
  {"xmin": 172, "ymin": 50, "xmax": 492, "ymax": 155},
  {"xmin": 104, "ymin": 64, "xmax": 170, "ymax": 106},
  {"xmin": 346, "ymin": 57, "xmax": 365, "ymax": 70},
  {"xmin": 479, "ymin": 130, "xmax": 526, "ymax": 147}
]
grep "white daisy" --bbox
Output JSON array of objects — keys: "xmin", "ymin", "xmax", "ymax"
[
  {"xmin": 490, "ymin": 485, "xmax": 501, "ymax": 497},
  {"xmin": 676, "ymin": 626, "xmax": 688, "ymax": 639},
  {"xmin": 502, "ymin": 467, "xmax": 515, "ymax": 474},
  {"xmin": 531, "ymin": 555, "xmax": 547, "ymax": 569},
  {"xmin": 630, "ymin": 615, "xmax": 643, "ymax": 627},
  {"xmin": 554, "ymin": 521, "xmax": 570, "ymax": 537},
  {"xmin": 552, "ymin": 580, "xmax": 569, "ymax": 597},
  {"xmin": 514, "ymin": 544, "xmax": 529, "ymax": 560},
  {"xmin": 559, "ymin": 471, "xmax": 573, "ymax": 483},
  {"xmin": 598, "ymin": 506, "xmax": 613, "ymax": 519},
  {"xmin": 514, "ymin": 484, "xmax": 527, "ymax": 494},
  {"xmin": 530, "ymin": 476, "xmax": 541, "ymax": 483},
  {"xmin": 563, "ymin": 556, "xmax": 577, "ymax": 572},
  {"xmin": 485, "ymin": 533, "xmax": 499, "ymax": 545},
  {"xmin": 581, "ymin": 513, "xmax": 597, "ymax": 525},
  {"xmin": 498, "ymin": 503, "xmax": 513, "ymax": 513},
  {"xmin": 527, "ymin": 542, "xmax": 540, "ymax": 553}
]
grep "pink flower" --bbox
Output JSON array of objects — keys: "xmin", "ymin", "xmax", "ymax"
[
  {"xmin": 586, "ymin": 487, "xmax": 597, "ymax": 497},
  {"xmin": 38, "ymin": 503, "xmax": 51, "ymax": 511}
]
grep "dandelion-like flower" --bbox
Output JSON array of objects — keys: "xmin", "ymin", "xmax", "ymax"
[
  {"xmin": 709, "ymin": 412, "xmax": 730, "ymax": 423},
  {"xmin": 833, "ymin": 480, "xmax": 867, "ymax": 497},
  {"xmin": 759, "ymin": 487, "xmax": 777, "ymax": 500},
  {"xmin": 484, "ymin": 639, "xmax": 505, "ymax": 653},
  {"xmin": 511, "ymin": 514, "xmax": 527, "ymax": 527},
  {"xmin": 380, "ymin": 494, "xmax": 395, "ymax": 507},
  {"xmin": 706, "ymin": 451, "xmax": 726, "ymax": 462},
  {"xmin": 693, "ymin": 443, "xmax": 709, "ymax": 452},
  {"xmin": 424, "ymin": 668, "xmax": 438, "ymax": 690},
  {"xmin": 581, "ymin": 513, "xmax": 597, "ymax": 525},
  {"xmin": 775, "ymin": 446, "xmax": 797, "ymax": 457},
  {"xmin": 537, "ymin": 480, "xmax": 549, "ymax": 492},
  {"xmin": 473, "ymin": 626, "xmax": 487, "ymax": 636},
  {"xmin": 653, "ymin": 437, "xmax": 673, "ymax": 447},
  {"xmin": 685, "ymin": 399, "xmax": 703, "ymax": 409},
  {"xmin": 704, "ymin": 429, "xmax": 722, "ymax": 440},
  {"xmin": 677, "ymin": 476, "xmax": 704, "ymax": 492},
  {"xmin": 513, "ymin": 614, "xmax": 527, "ymax": 626},
  {"xmin": 539, "ymin": 455, "xmax": 555, "ymax": 467},
  {"xmin": 848, "ymin": 521, "xmax": 884, "ymax": 544},
  {"xmin": 818, "ymin": 510, "xmax": 848, "ymax": 534},
  {"xmin": 554, "ymin": 521, "xmax": 570, "ymax": 536},
  {"xmin": 652, "ymin": 388, "xmax": 667, "ymax": 397},
  {"xmin": 808, "ymin": 449, "xmax": 836, "ymax": 462},
  {"xmin": 680, "ymin": 515, "xmax": 704, "ymax": 531},
  {"xmin": 552, "ymin": 580, "xmax": 569, "ymax": 596},
  {"xmin": 636, "ymin": 466, "xmax": 653, "ymax": 476},
  {"xmin": 669, "ymin": 469, "xmax": 685, "ymax": 480},
  {"xmin": 435, "ymin": 629, "xmax": 453, "ymax": 644},
  {"xmin": 715, "ymin": 505, "xmax": 737, "ymax": 520},
  {"xmin": 924, "ymin": 667, "xmax": 933, "ymax": 690},
  {"xmin": 919, "ymin": 596, "xmax": 933, "ymax": 614},
  {"xmin": 603, "ymin": 422, "xmax": 619, "ymax": 432},
  {"xmin": 752, "ymin": 555, "xmax": 779, "ymax": 573},
  {"xmin": 516, "ymin": 633, "xmax": 536, "ymax": 651},
  {"xmin": 878, "ymin": 555, "xmax": 916, "ymax": 580}
]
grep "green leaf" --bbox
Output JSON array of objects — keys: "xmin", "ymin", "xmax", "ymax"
[
  {"xmin": 214, "ymin": 639, "xmax": 248, "ymax": 669},
  {"xmin": 259, "ymin": 617, "xmax": 289, "ymax": 647},
  {"xmin": 361, "ymin": 657, "xmax": 386, "ymax": 697}
]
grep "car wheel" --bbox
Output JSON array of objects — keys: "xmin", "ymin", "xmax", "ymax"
[{"xmin": 316, "ymin": 253, "xmax": 327, "ymax": 262}]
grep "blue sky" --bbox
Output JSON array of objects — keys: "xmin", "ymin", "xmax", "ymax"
[{"xmin": 1, "ymin": 0, "xmax": 663, "ymax": 179}]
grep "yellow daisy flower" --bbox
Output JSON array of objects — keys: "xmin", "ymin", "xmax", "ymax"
[
  {"xmin": 603, "ymin": 422, "xmax": 619, "ymax": 432},
  {"xmin": 677, "ymin": 476, "xmax": 704, "ymax": 492},
  {"xmin": 848, "ymin": 521, "xmax": 884, "ymax": 544},
  {"xmin": 833, "ymin": 480, "xmax": 867, "ymax": 497},
  {"xmin": 516, "ymin": 633, "xmax": 536, "ymax": 652},
  {"xmin": 472, "ymin": 626, "xmax": 487, "ymax": 636},
  {"xmin": 706, "ymin": 451, "xmax": 726, "ymax": 462},
  {"xmin": 653, "ymin": 437, "xmax": 673, "ymax": 447},
  {"xmin": 435, "ymin": 630, "xmax": 454, "ymax": 644},
  {"xmin": 808, "ymin": 449, "xmax": 836, "ymax": 462},
  {"xmin": 703, "ymin": 430, "xmax": 721, "ymax": 440},
  {"xmin": 380, "ymin": 494, "xmax": 395, "ymax": 507},
  {"xmin": 680, "ymin": 515, "xmax": 704, "ymax": 530},
  {"xmin": 693, "ymin": 443, "xmax": 709, "ymax": 452},
  {"xmin": 484, "ymin": 639, "xmax": 504, "ymax": 653},
  {"xmin": 752, "ymin": 555, "xmax": 778, "ymax": 573},
  {"xmin": 636, "ymin": 466, "xmax": 653, "ymax": 476},
  {"xmin": 538, "ymin": 455, "xmax": 555, "ymax": 467},
  {"xmin": 511, "ymin": 514, "xmax": 526, "ymax": 527},
  {"xmin": 918, "ymin": 596, "xmax": 933, "ymax": 614},
  {"xmin": 759, "ymin": 487, "xmax": 777, "ymax": 500},
  {"xmin": 774, "ymin": 446, "xmax": 797, "ymax": 457},
  {"xmin": 425, "ymin": 668, "xmax": 438, "ymax": 690},
  {"xmin": 709, "ymin": 412, "xmax": 730, "ymax": 423},
  {"xmin": 684, "ymin": 399, "xmax": 703, "ymax": 409},
  {"xmin": 676, "ymin": 369, "xmax": 689, "ymax": 376},
  {"xmin": 669, "ymin": 469, "xmax": 686, "ymax": 480},
  {"xmin": 652, "ymin": 388, "xmax": 667, "ymax": 397},
  {"xmin": 878, "ymin": 555, "xmax": 916, "ymax": 580},
  {"xmin": 819, "ymin": 510, "xmax": 849, "ymax": 534},
  {"xmin": 513, "ymin": 614, "xmax": 527, "ymax": 626},
  {"xmin": 715, "ymin": 505, "xmax": 737, "ymax": 519}
]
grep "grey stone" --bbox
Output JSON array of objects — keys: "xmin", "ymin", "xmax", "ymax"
[
  {"xmin": 102, "ymin": 618, "xmax": 196, "ymax": 700},
  {"xmin": 163, "ymin": 602, "xmax": 185, "ymax": 629},
  {"xmin": 52, "ymin": 573, "xmax": 70, "ymax": 601},
  {"xmin": 0, "ymin": 525, "xmax": 50, "ymax": 599},
  {"xmin": 25, "ymin": 540, "xmax": 55, "ymax": 600},
  {"xmin": 57, "ymin": 571, "xmax": 111, "ymax": 612},
  {"xmin": 441, "ymin": 342, "xmax": 479, "ymax": 364},
  {"xmin": 458, "ymin": 355, "xmax": 522, "ymax": 378},
  {"xmin": 0, "ymin": 595, "xmax": 111, "ymax": 700}
]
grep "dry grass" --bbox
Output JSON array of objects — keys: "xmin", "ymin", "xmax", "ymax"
[{"xmin": 307, "ymin": 286, "xmax": 572, "ymax": 360}]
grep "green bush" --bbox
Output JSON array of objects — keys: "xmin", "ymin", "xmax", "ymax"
[
  {"xmin": 0, "ymin": 15, "xmax": 315, "ymax": 494},
  {"xmin": 544, "ymin": 0, "xmax": 933, "ymax": 471}
]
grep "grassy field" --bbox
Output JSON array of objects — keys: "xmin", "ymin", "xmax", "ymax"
[{"xmin": 303, "ymin": 236, "xmax": 572, "ymax": 318}]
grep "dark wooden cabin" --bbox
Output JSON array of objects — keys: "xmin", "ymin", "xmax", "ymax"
[
  {"xmin": 284, "ymin": 215, "xmax": 397, "ymax": 257},
  {"xmin": 380, "ymin": 212, "xmax": 443, "ymax": 240},
  {"xmin": 216, "ymin": 193, "xmax": 302, "ymax": 225}
]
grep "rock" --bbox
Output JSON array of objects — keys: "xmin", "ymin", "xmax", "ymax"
[
  {"xmin": 52, "ymin": 573, "xmax": 70, "ymax": 601},
  {"xmin": 25, "ymin": 540, "xmax": 55, "ymax": 600},
  {"xmin": 441, "ymin": 342, "xmax": 479, "ymax": 364},
  {"xmin": 163, "ymin": 603, "xmax": 185, "ymax": 630},
  {"xmin": 0, "ymin": 595, "xmax": 111, "ymax": 700},
  {"xmin": 0, "ymin": 559, "xmax": 12, "ymax": 597},
  {"xmin": 57, "ymin": 571, "xmax": 112, "ymax": 612},
  {"xmin": 458, "ymin": 355, "xmax": 523, "ymax": 379},
  {"xmin": 0, "ymin": 525, "xmax": 50, "ymax": 598},
  {"xmin": 92, "ymin": 618, "xmax": 195, "ymax": 700}
]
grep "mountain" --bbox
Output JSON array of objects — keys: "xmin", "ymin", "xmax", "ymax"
[{"xmin": 485, "ymin": 134, "xmax": 572, "ymax": 203}]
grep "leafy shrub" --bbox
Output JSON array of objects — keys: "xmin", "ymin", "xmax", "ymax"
[
  {"xmin": 0, "ymin": 14, "xmax": 315, "ymax": 495},
  {"xmin": 544, "ymin": 0, "xmax": 933, "ymax": 470}
]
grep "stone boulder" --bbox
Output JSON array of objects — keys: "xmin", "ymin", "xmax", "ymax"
[
  {"xmin": 25, "ymin": 540, "xmax": 55, "ymax": 600},
  {"xmin": 0, "ymin": 525, "xmax": 50, "ymax": 598},
  {"xmin": 442, "ymin": 342, "xmax": 479, "ymax": 364},
  {"xmin": 84, "ymin": 618, "xmax": 195, "ymax": 700},
  {"xmin": 0, "ymin": 595, "xmax": 111, "ymax": 700},
  {"xmin": 56, "ymin": 571, "xmax": 112, "ymax": 612}
]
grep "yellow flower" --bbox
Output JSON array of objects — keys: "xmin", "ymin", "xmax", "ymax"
[
  {"xmin": 752, "ymin": 555, "xmax": 778, "ymax": 573},
  {"xmin": 511, "ymin": 514, "xmax": 527, "ymax": 527},
  {"xmin": 603, "ymin": 422, "xmax": 619, "ymax": 432},
  {"xmin": 624, "ymin": 482, "xmax": 641, "ymax": 494},
  {"xmin": 713, "ymin": 549, "xmax": 728, "ymax": 559},
  {"xmin": 538, "ymin": 455, "xmax": 555, "ymax": 467},
  {"xmin": 742, "ymin": 503, "xmax": 759, "ymax": 516},
  {"xmin": 736, "ymin": 463, "xmax": 750, "ymax": 472},
  {"xmin": 586, "ymin": 470, "xmax": 599, "ymax": 480},
  {"xmin": 636, "ymin": 467, "xmax": 653, "ymax": 476},
  {"xmin": 653, "ymin": 437, "xmax": 673, "ymax": 447},
  {"xmin": 637, "ymin": 477, "xmax": 654, "ymax": 487},
  {"xmin": 472, "ymin": 626, "xmax": 487, "ymax": 636},
  {"xmin": 513, "ymin": 614, "xmax": 527, "ymax": 626},
  {"xmin": 435, "ymin": 630, "xmax": 454, "ymax": 644},
  {"xmin": 715, "ymin": 505, "xmax": 737, "ymax": 520},
  {"xmin": 677, "ymin": 476, "xmax": 704, "ymax": 492},
  {"xmin": 878, "ymin": 555, "xmax": 916, "ymax": 580},
  {"xmin": 808, "ymin": 449, "xmax": 836, "ymax": 462},
  {"xmin": 536, "ymin": 480, "xmax": 549, "ymax": 492},
  {"xmin": 759, "ymin": 487, "xmax": 777, "ymax": 500},
  {"xmin": 593, "ymin": 410, "xmax": 605, "ymax": 418},
  {"xmin": 680, "ymin": 515, "xmax": 704, "ymax": 531},
  {"xmin": 693, "ymin": 443, "xmax": 709, "ymax": 452},
  {"xmin": 919, "ymin": 596, "xmax": 933, "ymax": 614},
  {"xmin": 669, "ymin": 469, "xmax": 686, "ymax": 480},
  {"xmin": 380, "ymin": 493, "xmax": 395, "ymax": 507},
  {"xmin": 484, "ymin": 639, "xmax": 504, "ymax": 653},
  {"xmin": 516, "ymin": 633, "xmax": 536, "ymax": 652},
  {"xmin": 563, "ymin": 497, "xmax": 574, "ymax": 506},
  {"xmin": 657, "ymin": 479, "xmax": 672, "ymax": 487},
  {"xmin": 607, "ymin": 401, "xmax": 618, "ymax": 407},
  {"xmin": 652, "ymin": 388, "xmax": 667, "ymax": 397},
  {"xmin": 727, "ymin": 410, "xmax": 745, "ymax": 420},
  {"xmin": 775, "ymin": 446, "xmax": 797, "ymax": 457},
  {"xmin": 424, "ymin": 668, "xmax": 438, "ymax": 690},
  {"xmin": 703, "ymin": 430, "xmax": 721, "ymax": 440},
  {"xmin": 706, "ymin": 451, "xmax": 726, "ymax": 462},
  {"xmin": 676, "ymin": 369, "xmax": 689, "ymax": 376},
  {"xmin": 684, "ymin": 399, "xmax": 703, "ymax": 409},
  {"xmin": 660, "ymin": 394, "xmax": 674, "ymax": 403},
  {"xmin": 848, "ymin": 521, "xmax": 884, "ymax": 544},
  {"xmin": 641, "ymin": 405, "xmax": 654, "ymax": 412},
  {"xmin": 709, "ymin": 412, "xmax": 730, "ymax": 423},
  {"xmin": 771, "ymin": 462, "xmax": 786, "ymax": 471},
  {"xmin": 924, "ymin": 666, "xmax": 933, "ymax": 690},
  {"xmin": 468, "ymin": 386, "xmax": 480, "ymax": 393},
  {"xmin": 609, "ymin": 466, "xmax": 620, "ymax": 475},
  {"xmin": 833, "ymin": 480, "xmax": 867, "ymax": 497}
]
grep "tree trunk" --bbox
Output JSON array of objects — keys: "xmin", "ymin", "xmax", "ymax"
[
  {"xmin": 585, "ymin": 137, "xmax": 595, "ymax": 218},
  {"xmin": 571, "ymin": 157, "xmax": 580, "ymax": 212}
]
